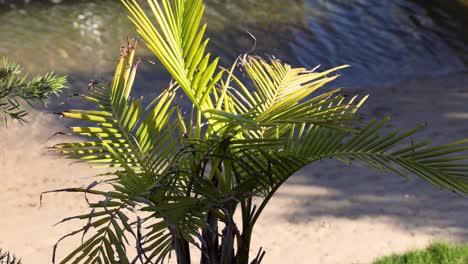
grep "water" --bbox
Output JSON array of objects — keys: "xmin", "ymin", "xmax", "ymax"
[{"xmin": 0, "ymin": 0, "xmax": 467, "ymax": 100}]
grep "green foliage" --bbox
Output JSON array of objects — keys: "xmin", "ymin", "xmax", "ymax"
[
  {"xmin": 373, "ymin": 242, "xmax": 468, "ymax": 264},
  {"xmin": 0, "ymin": 249, "xmax": 22, "ymax": 264},
  {"xmin": 0, "ymin": 57, "xmax": 67, "ymax": 125},
  {"xmin": 46, "ymin": 0, "xmax": 468, "ymax": 263}
]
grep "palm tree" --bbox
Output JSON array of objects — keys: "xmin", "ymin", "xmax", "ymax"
[
  {"xmin": 0, "ymin": 57, "xmax": 67, "ymax": 126},
  {"xmin": 47, "ymin": 0, "xmax": 468, "ymax": 263}
]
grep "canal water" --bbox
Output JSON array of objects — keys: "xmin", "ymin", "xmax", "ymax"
[{"xmin": 0, "ymin": 0, "xmax": 467, "ymax": 104}]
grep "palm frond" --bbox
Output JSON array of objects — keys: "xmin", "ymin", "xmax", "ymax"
[
  {"xmin": 241, "ymin": 57, "xmax": 367, "ymax": 131},
  {"xmin": 122, "ymin": 0, "xmax": 221, "ymax": 111},
  {"xmin": 54, "ymin": 42, "xmax": 177, "ymax": 174},
  {"xmin": 281, "ymin": 118, "xmax": 468, "ymax": 194},
  {"xmin": 45, "ymin": 188, "xmax": 133, "ymax": 264},
  {"xmin": 0, "ymin": 249, "xmax": 22, "ymax": 264},
  {"xmin": 200, "ymin": 57, "xmax": 368, "ymax": 139},
  {"xmin": 229, "ymin": 119, "xmax": 468, "ymax": 200},
  {"xmin": 243, "ymin": 57, "xmax": 345, "ymax": 115}
]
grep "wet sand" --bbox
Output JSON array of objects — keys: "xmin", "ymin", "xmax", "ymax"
[{"xmin": 1, "ymin": 72, "xmax": 467, "ymax": 263}]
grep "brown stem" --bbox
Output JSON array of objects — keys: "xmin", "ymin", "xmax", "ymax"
[
  {"xmin": 219, "ymin": 203, "xmax": 238, "ymax": 263},
  {"xmin": 170, "ymin": 227, "xmax": 191, "ymax": 264},
  {"xmin": 200, "ymin": 212, "xmax": 219, "ymax": 264},
  {"xmin": 220, "ymin": 224, "xmax": 235, "ymax": 263},
  {"xmin": 236, "ymin": 231, "xmax": 252, "ymax": 264}
]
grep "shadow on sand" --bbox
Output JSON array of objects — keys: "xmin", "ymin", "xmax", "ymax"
[{"xmin": 280, "ymin": 72, "xmax": 468, "ymax": 241}]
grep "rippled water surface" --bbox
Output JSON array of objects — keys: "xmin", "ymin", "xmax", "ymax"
[{"xmin": 0, "ymin": 0, "xmax": 467, "ymax": 94}]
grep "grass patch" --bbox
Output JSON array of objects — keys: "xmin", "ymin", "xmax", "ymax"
[{"xmin": 373, "ymin": 242, "xmax": 468, "ymax": 264}]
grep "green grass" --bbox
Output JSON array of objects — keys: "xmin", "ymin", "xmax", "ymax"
[{"xmin": 373, "ymin": 242, "xmax": 468, "ymax": 264}]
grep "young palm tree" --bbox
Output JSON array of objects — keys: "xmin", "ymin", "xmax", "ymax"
[
  {"xmin": 47, "ymin": 0, "xmax": 468, "ymax": 263},
  {"xmin": 0, "ymin": 57, "xmax": 67, "ymax": 126}
]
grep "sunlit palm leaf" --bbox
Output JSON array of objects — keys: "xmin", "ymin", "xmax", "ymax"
[
  {"xmin": 241, "ymin": 57, "xmax": 368, "ymax": 132},
  {"xmin": 122, "ymin": 0, "xmax": 221, "ymax": 111},
  {"xmin": 54, "ymin": 43, "xmax": 177, "ymax": 173},
  {"xmin": 54, "ymin": 44, "xmax": 141, "ymax": 168}
]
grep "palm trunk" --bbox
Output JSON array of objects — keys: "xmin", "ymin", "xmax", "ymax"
[
  {"xmin": 171, "ymin": 229, "xmax": 191, "ymax": 264},
  {"xmin": 219, "ymin": 203, "xmax": 236, "ymax": 263},
  {"xmin": 200, "ymin": 213, "xmax": 219, "ymax": 264},
  {"xmin": 220, "ymin": 225, "xmax": 235, "ymax": 263},
  {"xmin": 236, "ymin": 232, "xmax": 251, "ymax": 264}
]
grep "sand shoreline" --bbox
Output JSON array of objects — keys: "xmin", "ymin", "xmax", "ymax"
[{"xmin": 1, "ymin": 72, "xmax": 467, "ymax": 263}]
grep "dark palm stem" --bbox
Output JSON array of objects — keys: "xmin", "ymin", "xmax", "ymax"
[
  {"xmin": 170, "ymin": 227, "xmax": 191, "ymax": 264},
  {"xmin": 219, "ymin": 203, "xmax": 237, "ymax": 263},
  {"xmin": 236, "ymin": 198, "xmax": 253, "ymax": 264},
  {"xmin": 200, "ymin": 212, "xmax": 219, "ymax": 264}
]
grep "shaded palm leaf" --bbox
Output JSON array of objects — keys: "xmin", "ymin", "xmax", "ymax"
[
  {"xmin": 0, "ymin": 249, "xmax": 22, "ymax": 264},
  {"xmin": 286, "ymin": 118, "xmax": 468, "ymax": 193},
  {"xmin": 45, "ymin": 187, "xmax": 134, "ymax": 264}
]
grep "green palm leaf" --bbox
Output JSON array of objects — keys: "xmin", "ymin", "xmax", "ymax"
[
  {"xmin": 235, "ymin": 118, "xmax": 468, "ymax": 214},
  {"xmin": 122, "ymin": 0, "xmax": 221, "ymax": 111},
  {"xmin": 288, "ymin": 118, "xmax": 468, "ymax": 193},
  {"xmin": 54, "ymin": 43, "xmax": 177, "ymax": 173}
]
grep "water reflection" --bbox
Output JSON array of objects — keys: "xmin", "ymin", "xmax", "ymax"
[
  {"xmin": 0, "ymin": 1, "xmax": 136, "ymax": 76},
  {"xmin": 0, "ymin": 0, "xmax": 466, "ymax": 92}
]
